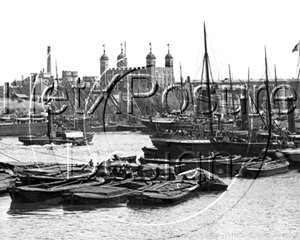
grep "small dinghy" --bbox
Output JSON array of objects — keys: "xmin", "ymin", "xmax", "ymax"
[
  {"xmin": 127, "ymin": 180, "xmax": 199, "ymax": 206},
  {"xmin": 241, "ymin": 155, "xmax": 289, "ymax": 178}
]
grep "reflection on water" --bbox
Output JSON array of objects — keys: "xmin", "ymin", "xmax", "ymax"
[
  {"xmin": 0, "ymin": 133, "xmax": 299, "ymax": 239},
  {"xmin": 63, "ymin": 202, "xmax": 128, "ymax": 212},
  {"xmin": 8, "ymin": 202, "xmax": 64, "ymax": 216}
]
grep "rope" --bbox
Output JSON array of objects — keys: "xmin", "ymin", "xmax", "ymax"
[
  {"xmin": 0, "ymin": 141, "xmax": 88, "ymax": 163},
  {"xmin": 0, "ymin": 151, "xmax": 21, "ymax": 162}
]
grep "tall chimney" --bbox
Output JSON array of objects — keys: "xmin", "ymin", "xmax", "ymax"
[
  {"xmin": 287, "ymin": 97, "xmax": 296, "ymax": 133},
  {"xmin": 47, "ymin": 46, "xmax": 51, "ymax": 75},
  {"xmin": 4, "ymin": 82, "xmax": 9, "ymax": 114}
]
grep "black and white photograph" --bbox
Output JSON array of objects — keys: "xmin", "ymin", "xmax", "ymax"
[{"xmin": 0, "ymin": 0, "xmax": 299, "ymax": 239}]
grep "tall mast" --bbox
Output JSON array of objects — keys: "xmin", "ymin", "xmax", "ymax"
[
  {"xmin": 247, "ymin": 67, "xmax": 252, "ymax": 113},
  {"xmin": 228, "ymin": 64, "xmax": 236, "ymax": 122},
  {"xmin": 274, "ymin": 64, "xmax": 278, "ymax": 87},
  {"xmin": 274, "ymin": 64, "xmax": 280, "ymax": 113},
  {"xmin": 264, "ymin": 47, "xmax": 271, "ymax": 131},
  {"xmin": 294, "ymin": 40, "xmax": 300, "ymax": 108},
  {"xmin": 247, "ymin": 67, "xmax": 250, "ymax": 90},
  {"xmin": 247, "ymin": 67, "xmax": 250, "ymax": 99},
  {"xmin": 203, "ymin": 22, "xmax": 213, "ymax": 136},
  {"xmin": 180, "ymin": 62, "xmax": 183, "ymax": 86}
]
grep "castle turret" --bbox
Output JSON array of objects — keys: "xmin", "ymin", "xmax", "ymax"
[
  {"xmin": 117, "ymin": 43, "xmax": 127, "ymax": 68},
  {"xmin": 146, "ymin": 43, "xmax": 156, "ymax": 67},
  {"xmin": 165, "ymin": 44, "xmax": 173, "ymax": 68},
  {"xmin": 100, "ymin": 45, "xmax": 109, "ymax": 85}
]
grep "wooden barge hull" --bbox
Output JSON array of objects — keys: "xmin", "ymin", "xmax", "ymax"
[
  {"xmin": 150, "ymin": 137, "xmax": 269, "ymax": 158},
  {"xmin": 63, "ymin": 186, "xmax": 133, "ymax": 205},
  {"xmin": 142, "ymin": 154, "xmax": 242, "ymax": 177},
  {"xmin": 127, "ymin": 181, "xmax": 199, "ymax": 206},
  {"xmin": 8, "ymin": 180, "xmax": 104, "ymax": 204},
  {"xmin": 0, "ymin": 122, "xmax": 48, "ymax": 136}
]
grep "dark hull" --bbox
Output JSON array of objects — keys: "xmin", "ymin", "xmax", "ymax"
[
  {"xmin": 115, "ymin": 124, "xmax": 147, "ymax": 132},
  {"xmin": 63, "ymin": 186, "xmax": 133, "ymax": 205},
  {"xmin": 241, "ymin": 161, "xmax": 289, "ymax": 178},
  {"xmin": 149, "ymin": 137, "xmax": 269, "ymax": 158},
  {"xmin": 127, "ymin": 181, "xmax": 199, "ymax": 206},
  {"xmin": 142, "ymin": 154, "xmax": 243, "ymax": 177},
  {"xmin": 280, "ymin": 149, "xmax": 300, "ymax": 168},
  {"xmin": 0, "ymin": 122, "xmax": 48, "ymax": 136},
  {"xmin": 127, "ymin": 191, "xmax": 197, "ymax": 205},
  {"xmin": 91, "ymin": 125, "xmax": 117, "ymax": 132},
  {"xmin": 18, "ymin": 132, "xmax": 94, "ymax": 146},
  {"xmin": 198, "ymin": 182, "xmax": 228, "ymax": 191},
  {"xmin": 14, "ymin": 162, "xmax": 97, "ymax": 186},
  {"xmin": 17, "ymin": 171, "xmax": 95, "ymax": 186},
  {"xmin": 8, "ymin": 180, "xmax": 104, "ymax": 204},
  {"xmin": 63, "ymin": 179, "xmax": 151, "ymax": 205},
  {"xmin": 140, "ymin": 118, "xmax": 193, "ymax": 133},
  {"xmin": 141, "ymin": 118, "xmax": 235, "ymax": 133}
]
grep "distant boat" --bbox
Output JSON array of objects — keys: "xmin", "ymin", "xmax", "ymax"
[
  {"xmin": 0, "ymin": 116, "xmax": 12, "ymax": 121},
  {"xmin": 18, "ymin": 108, "xmax": 94, "ymax": 146},
  {"xmin": 0, "ymin": 115, "xmax": 48, "ymax": 136},
  {"xmin": 18, "ymin": 131, "xmax": 94, "ymax": 146},
  {"xmin": 91, "ymin": 123, "xmax": 117, "ymax": 132},
  {"xmin": 140, "ymin": 116, "xmax": 234, "ymax": 134},
  {"xmin": 148, "ymin": 136, "xmax": 270, "ymax": 158},
  {"xmin": 115, "ymin": 123, "xmax": 147, "ymax": 132},
  {"xmin": 140, "ymin": 116, "xmax": 194, "ymax": 133},
  {"xmin": 141, "ymin": 147, "xmax": 242, "ymax": 177}
]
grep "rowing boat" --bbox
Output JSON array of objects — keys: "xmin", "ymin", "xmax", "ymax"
[
  {"xmin": 241, "ymin": 158, "xmax": 289, "ymax": 178},
  {"xmin": 127, "ymin": 180, "xmax": 199, "ymax": 206}
]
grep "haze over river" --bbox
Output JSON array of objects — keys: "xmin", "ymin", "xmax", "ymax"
[{"xmin": 0, "ymin": 132, "xmax": 299, "ymax": 239}]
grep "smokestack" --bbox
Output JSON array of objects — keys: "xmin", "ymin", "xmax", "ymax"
[
  {"xmin": 47, "ymin": 46, "xmax": 51, "ymax": 75},
  {"xmin": 240, "ymin": 85, "xmax": 249, "ymax": 130},
  {"xmin": 287, "ymin": 97, "xmax": 296, "ymax": 133},
  {"xmin": 4, "ymin": 82, "xmax": 9, "ymax": 114}
]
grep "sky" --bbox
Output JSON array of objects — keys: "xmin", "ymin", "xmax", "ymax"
[{"xmin": 1, "ymin": 0, "xmax": 300, "ymax": 85}]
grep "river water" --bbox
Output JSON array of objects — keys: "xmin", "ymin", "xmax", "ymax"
[{"xmin": 0, "ymin": 132, "xmax": 299, "ymax": 240}]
